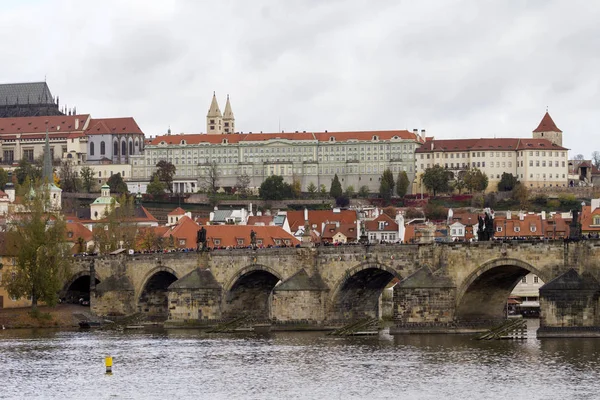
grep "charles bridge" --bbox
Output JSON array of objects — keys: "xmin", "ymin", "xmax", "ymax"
[{"xmin": 65, "ymin": 240, "xmax": 600, "ymax": 336}]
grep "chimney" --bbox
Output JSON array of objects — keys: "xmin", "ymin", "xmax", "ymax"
[
  {"xmin": 249, "ymin": 203, "xmax": 253, "ymax": 215},
  {"xmin": 413, "ymin": 129, "xmax": 418, "ymax": 136},
  {"xmin": 506, "ymin": 210, "xmax": 512, "ymax": 220},
  {"xmin": 519, "ymin": 211, "xmax": 525, "ymax": 221},
  {"xmin": 591, "ymin": 199, "xmax": 600, "ymax": 211},
  {"xmin": 75, "ymin": 118, "xmax": 79, "ymax": 130},
  {"xmin": 5, "ymin": 182, "xmax": 15, "ymax": 203},
  {"xmin": 421, "ymin": 129, "xmax": 426, "ymax": 141},
  {"xmin": 304, "ymin": 207, "xmax": 308, "ymax": 222},
  {"xmin": 541, "ymin": 210, "xmax": 546, "ymax": 220}
]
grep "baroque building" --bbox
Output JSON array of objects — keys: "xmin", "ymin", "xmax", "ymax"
[{"xmin": 414, "ymin": 112, "xmax": 569, "ymax": 192}]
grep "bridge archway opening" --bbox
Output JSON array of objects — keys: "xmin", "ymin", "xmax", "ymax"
[
  {"xmin": 63, "ymin": 274, "xmax": 100, "ymax": 305},
  {"xmin": 332, "ymin": 266, "xmax": 397, "ymax": 321},
  {"xmin": 225, "ymin": 269, "xmax": 281, "ymax": 319},
  {"xmin": 456, "ymin": 260, "xmax": 545, "ymax": 323},
  {"xmin": 138, "ymin": 271, "xmax": 178, "ymax": 321}
]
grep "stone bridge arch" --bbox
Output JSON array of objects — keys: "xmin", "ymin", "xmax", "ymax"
[
  {"xmin": 62, "ymin": 270, "xmax": 101, "ymax": 304},
  {"xmin": 136, "ymin": 266, "xmax": 180, "ymax": 321},
  {"xmin": 328, "ymin": 261, "xmax": 402, "ymax": 321},
  {"xmin": 455, "ymin": 257, "xmax": 549, "ymax": 323},
  {"xmin": 223, "ymin": 264, "xmax": 284, "ymax": 319}
]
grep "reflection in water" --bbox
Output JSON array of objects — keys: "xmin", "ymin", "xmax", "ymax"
[{"xmin": 1, "ymin": 321, "xmax": 600, "ymax": 400}]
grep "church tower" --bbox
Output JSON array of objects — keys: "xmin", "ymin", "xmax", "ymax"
[
  {"xmin": 532, "ymin": 111, "xmax": 563, "ymax": 146},
  {"xmin": 206, "ymin": 92, "xmax": 223, "ymax": 134},
  {"xmin": 223, "ymin": 94, "xmax": 235, "ymax": 134}
]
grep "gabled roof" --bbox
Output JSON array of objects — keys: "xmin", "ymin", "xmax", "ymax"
[
  {"xmin": 0, "ymin": 82, "xmax": 55, "ymax": 106},
  {"xmin": 85, "ymin": 117, "xmax": 143, "ymax": 135},
  {"xmin": 168, "ymin": 207, "xmax": 186, "ymax": 216},
  {"xmin": 65, "ymin": 221, "xmax": 93, "ymax": 242},
  {"xmin": 365, "ymin": 213, "xmax": 398, "ymax": 232},
  {"xmin": 287, "ymin": 209, "xmax": 357, "ymax": 232},
  {"xmin": 321, "ymin": 223, "xmax": 358, "ymax": 241},
  {"xmin": 0, "ymin": 114, "xmax": 90, "ymax": 136},
  {"xmin": 212, "ymin": 209, "xmax": 233, "ymax": 223},
  {"xmin": 533, "ymin": 112, "xmax": 562, "ymax": 133},
  {"xmin": 247, "ymin": 215, "xmax": 274, "ymax": 226},
  {"xmin": 415, "ymin": 137, "xmax": 567, "ymax": 152}
]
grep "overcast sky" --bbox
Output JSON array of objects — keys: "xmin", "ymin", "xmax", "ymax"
[{"xmin": 2, "ymin": 0, "xmax": 599, "ymax": 156}]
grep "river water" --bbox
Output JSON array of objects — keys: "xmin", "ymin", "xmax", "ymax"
[{"xmin": 1, "ymin": 320, "xmax": 599, "ymax": 400}]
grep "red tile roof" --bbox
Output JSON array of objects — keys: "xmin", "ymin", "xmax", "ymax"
[
  {"xmin": 85, "ymin": 117, "xmax": 143, "ymax": 135},
  {"xmin": 287, "ymin": 210, "xmax": 357, "ymax": 233},
  {"xmin": 493, "ymin": 214, "xmax": 543, "ymax": 238},
  {"xmin": 581, "ymin": 205, "xmax": 600, "ymax": 233},
  {"xmin": 167, "ymin": 207, "xmax": 186, "ymax": 216},
  {"xmin": 533, "ymin": 112, "xmax": 562, "ymax": 133},
  {"xmin": 365, "ymin": 213, "xmax": 399, "ymax": 232},
  {"xmin": 247, "ymin": 215, "xmax": 275, "ymax": 225},
  {"xmin": 0, "ymin": 114, "xmax": 90, "ymax": 135},
  {"xmin": 65, "ymin": 221, "xmax": 93, "ymax": 243},
  {"xmin": 415, "ymin": 137, "xmax": 567, "ymax": 153},
  {"xmin": 321, "ymin": 223, "xmax": 358, "ymax": 241},
  {"xmin": 148, "ymin": 130, "xmax": 421, "ymax": 146}
]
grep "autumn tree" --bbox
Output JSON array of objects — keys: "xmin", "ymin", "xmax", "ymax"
[
  {"xmin": 464, "ymin": 168, "xmax": 489, "ymax": 193},
  {"xmin": 155, "ymin": 160, "xmax": 176, "ymax": 193},
  {"xmin": 2, "ymin": 180, "xmax": 71, "ymax": 308},
  {"xmin": 512, "ymin": 183, "xmax": 529, "ymax": 209},
  {"xmin": 396, "ymin": 171, "xmax": 409, "ymax": 198},
  {"xmin": 15, "ymin": 159, "xmax": 41, "ymax": 185},
  {"xmin": 0, "ymin": 168, "xmax": 9, "ymax": 190}
]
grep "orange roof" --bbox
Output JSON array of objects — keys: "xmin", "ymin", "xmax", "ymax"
[
  {"xmin": 84, "ymin": 117, "xmax": 143, "ymax": 135},
  {"xmin": 581, "ymin": 205, "xmax": 600, "ymax": 232},
  {"xmin": 533, "ymin": 112, "xmax": 562, "ymax": 133},
  {"xmin": 0, "ymin": 114, "xmax": 89, "ymax": 136},
  {"xmin": 321, "ymin": 223, "xmax": 358, "ymax": 241},
  {"xmin": 148, "ymin": 130, "xmax": 421, "ymax": 146},
  {"xmin": 287, "ymin": 209, "xmax": 357, "ymax": 232},
  {"xmin": 167, "ymin": 207, "xmax": 186, "ymax": 216},
  {"xmin": 162, "ymin": 217, "xmax": 299, "ymax": 248},
  {"xmin": 494, "ymin": 214, "xmax": 543, "ymax": 238},
  {"xmin": 416, "ymin": 137, "xmax": 567, "ymax": 152},
  {"xmin": 65, "ymin": 221, "xmax": 93, "ymax": 243},
  {"xmin": 365, "ymin": 213, "xmax": 399, "ymax": 232},
  {"xmin": 247, "ymin": 215, "xmax": 274, "ymax": 225}
]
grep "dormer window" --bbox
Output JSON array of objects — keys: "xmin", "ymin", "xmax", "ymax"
[
  {"xmin": 514, "ymin": 226, "xmax": 520, "ymax": 232},
  {"xmin": 329, "ymin": 136, "xmax": 335, "ymax": 142},
  {"xmin": 180, "ymin": 140, "xmax": 186, "ymax": 145},
  {"xmin": 222, "ymin": 139, "xmax": 228, "ymax": 144},
  {"xmin": 372, "ymin": 135, "xmax": 379, "ymax": 141},
  {"xmin": 530, "ymin": 225, "xmax": 537, "ymax": 232},
  {"xmin": 593, "ymin": 216, "xmax": 600, "ymax": 226}
]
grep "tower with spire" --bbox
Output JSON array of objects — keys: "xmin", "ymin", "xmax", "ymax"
[
  {"xmin": 532, "ymin": 111, "xmax": 563, "ymax": 147},
  {"xmin": 206, "ymin": 92, "xmax": 223, "ymax": 134},
  {"xmin": 223, "ymin": 94, "xmax": 235, "ymax": 134},
  {"xmin": 42, "ymin": 121, "xmax": 62, "ymax": 210}
]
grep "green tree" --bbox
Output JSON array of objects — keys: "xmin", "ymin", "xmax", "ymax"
[
  {"xmin": 259, "ymin": 175, "xmax": 293, "ymax": 200},
  {"xmin": 453, "ymin": 171, "xmax": 467, "ymax": 194},
  {"xmin": 291, "ymin": 175, "xmax": 302, "ymax": 198},
  {"xmin": 155, "ymin": 160, "xmax": 176, "ymax": 193},
  {"xmin": 497, "ymin": 172, "xmax": 518, "ymax": 192},
  {"xmin": 307, "ymin": 182, "xmax": 317, "ymax": 198},
  {"xmin": 15, "ymin": 159, "xmax": 41, "ymax": 185},
  {"xmin": 319, "ymin": 184, "xmax": 328, "ymax": 198},
  {"xmin": 464, "ymin": 168, "xmax": 489, "ymax": 193},
  {"xmin": 358, "ymin": 185, "xmax": 370, "ymax": 198},
  {"xmin": 330, "ymin": 174, "xmax": 343, "ymax": 199},
  {"xmin": 79, "ymin": 166, "xmax": 96, "ymax": 193},
  {"xmin": 146, "ymin": 175, "xmax": 166, "ymax": 197},
  {"xmin": 380, "ymin": 169, "xmax": 395, "ymax": 202},
  {"xmin": 107, "ymin": 173, "xmax": 129, "ymax": 194},
  {"xmin": 422, "ymin": 165, "xmax": 452, "ymax": 196},
  {"xmin": 57, "ymin": 160, "xmax": 80, "ymax": 193},
  {"xmin": 0, "ymin": 168, "xmax": 9, "ymax": 190},
  {"xmin": 396, "ymin": 171, "xmax": 409, "ymax": 198},
  {"xmin": 2, "ymin": 180, "xmax": 71, "ymax": 308},
  {"xmin": 344, "ymin": 185, "xmax": 355, "ymax": 198}
]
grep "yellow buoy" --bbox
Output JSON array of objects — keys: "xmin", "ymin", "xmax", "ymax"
[{"xmin": 105, "ymin": 356, "xmax": 113, "ymax": 374}]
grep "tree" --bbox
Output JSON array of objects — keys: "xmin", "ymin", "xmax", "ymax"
[
  {"xmin": 259, "ymin": 175, "xmax": 292, "ymax": 200},
  {"xmin": 200, "ymin": 161, "xmax": 220, "ymax": 196},
  {"xmin": 91, "ymin": 194, "xmax": 138, "ymax": 253},
  {"xmin": 291, "ymin": 175, "xmax": 302, "ymax": 199},
  {"xmin": 330, "ymin": 174, "xmax": 343, "ymax": 199},
  {"xmin": 319, "ymin": 184, "xmax": 328, "ymax": 198},
  {"xmin": 453, "ymin": 171, "xmax": 467, "ymax": 194},
  {"xmin": 57, "ymin": 160, "xmax": 80, "ymax": 193},
  {"xmin": 464, "ymin": 169, "xmax": 489, "ymax": 193},
  {"xmin": 307, "ymin": 182, "xmax": 317, "ymax": 199},
  {"xmin": 107, "ymin": 173, "xmax": 129, "ymax": 194},
  {"xmin": 146, "ymin": 174, "xmax": 166, "ymax": 197},
  {"xmin": 235, "ymin": 173, "xmax": 251, "ymax": 198},
  {"xmin": 155, "ymin": 160, "xmax": 176, "ymax": 193},
  {"xmin": 2, "ymin": 181, "xmax": 71, "ymax": 308},
  {"xmin": 79, "ymin": 166, "xmax": 96, "ymax": 193},
  {"xmin": 497, "ymin": 172, "xmax": 519, "ymax": 192},
  {"xmin": 592, "ymin": 151, "xmax": 600, "ymax": 169},
  {"xmin": 405, "ymin": 207, "xmax": 423, "ymax": 219},
  {"xmin": 344, "ymin": 185, "xmax": 355, "ymax": 198},
  {"xmin": 512, "ymin": 183, "xmax": 529, "ymax": 209},
  {"xmin": 574, "ymin": 154, "xmax": 585, "ymax": 161},
  {"xmin": 0, "ymin": 168, "xmax": 9, "ymax": 190},
  {"xmin": 358, "ymin": 185, "xmax": 370, "ymax": 198},
  {"xmin": 396, "ymin": 171, "xmax": 409, "ymax": 198},
  {"xmin": 380, "ymin": 169, "xmax": 395, "ymax": 202},
  {"xmin": 15, "ymin": 159, "xmax": 41, "ymax": 185},
  {"xmin": 335, "ymin": 195, "xmax": 350, "ymax": 207},
  {"xmin": 422, "ymin": 165, "xmax": 452, "ymax": 196}
]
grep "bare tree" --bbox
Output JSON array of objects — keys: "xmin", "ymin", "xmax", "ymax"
[
  {"xmin": 58, "ymin": 160, "xmax": 80, "ymax": 193},
  {"xmin": 199, "ymin": 161, "xmax": 220, "ymax": 195},
  {"xmin": 235, "ymin": 172, "xmax": 251, "ymax": 198},
  {"xmin": 592, "ymin": 151, "xmax": 600, "ymax": 169},
  {"xmin": 574, "ymin": 154, "xmax": 585, "ymax": 161}
]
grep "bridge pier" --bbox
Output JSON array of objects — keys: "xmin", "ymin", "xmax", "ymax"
[{"xmin": 92, "ymin": 275, "xmax": 136, "ymax": 317}]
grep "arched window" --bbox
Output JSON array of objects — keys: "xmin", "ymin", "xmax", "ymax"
[
  {"xmin": 121, "ymin": 141, "xmax": 127, "ymax": 155},
  {"xmin": 90, "ymin": 142, "xmax": 95, "ymax": 156},
  {"xmin": 114, "ymin": 141, "xmax": 119, "ymax": 155},
  {"xmin": 129, "ymin": 141, "xmax": 133, "ymax": 155},
  {"xmin": 100, "ymin": 141, "xmax": 106, "ymax": 155}
]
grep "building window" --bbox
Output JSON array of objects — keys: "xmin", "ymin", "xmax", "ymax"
[
  {"xmin": 522, "ymin": 276, "xmax": 527, "ymax": 283},
  {"xmin": 114, "ymin": 141, "xmax": 119, "ymax": 155},
  {"xmin": 100, "ymin": 141, "xmax": 106, "ymax": 155},
  {"xmin": 496, "ymin": 227, "xmax": 502, "ymax": 232},
  {"xmin": 533, "ymin": 276, "xmax": 539, "ymax": 284},
  {"xmin": 90, "ymin": 142, "xmax": 95, "ymax": 156},
  {"xmin": 121, "ymin": 141, "xmax": 127, "ymax": 155}
]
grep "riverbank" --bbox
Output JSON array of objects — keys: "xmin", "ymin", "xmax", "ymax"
[{"xmin": 0, "ymin": 304, "xmax": 82, "ymax": 329}]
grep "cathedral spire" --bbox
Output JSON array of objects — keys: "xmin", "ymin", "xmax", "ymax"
[
  {"xmin": 42, "ymin": 121, "xmax": 53, "ymax": 183},
  {"xmin": 207, "ymin": 91, "xmax": 222, "ymax": 118},
  {"xmin": 223, "ymin": 94, "xmax": 235, "ymax": 134},
  {"xmin": 223, "ymin": 94, "xmax": 234, "ymax": 119}
]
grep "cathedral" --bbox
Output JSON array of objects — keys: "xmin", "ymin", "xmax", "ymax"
[
  {"xmin": 206, "ymin": 92, "xmax": 235, "ymax": 134},
  {"xmin": 0, "ymin": 82, "xmax": 67, "ymax": 118}
]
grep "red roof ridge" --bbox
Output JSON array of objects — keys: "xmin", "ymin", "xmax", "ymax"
[{"xmin": 533, "ymin": 112, "xmax": 562, "ymax": 133}]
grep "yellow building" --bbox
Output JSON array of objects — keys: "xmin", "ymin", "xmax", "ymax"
[{"xmin": 0, "ymin": 233, "xmax": 31, "ymax": 308}]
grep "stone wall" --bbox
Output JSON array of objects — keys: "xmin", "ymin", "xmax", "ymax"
[
  {"xmin": 271, "ymin": 291, "xmax": 327, "ymax": 323},
  {"xmin": 168, "ymin": 288, "xmax": 223, "ymax": 322}
]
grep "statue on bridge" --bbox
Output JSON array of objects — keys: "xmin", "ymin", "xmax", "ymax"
[
  {"xmin": 477, "ymin": 209, "xmax": 495, "ymax": 241},
  {"xmin": 250, "ymin": 229, "xmax": 257, "ymax": 248},
  {"xmin": 196, "ymin": 226, "xmax": 207, "ymax": 252}
]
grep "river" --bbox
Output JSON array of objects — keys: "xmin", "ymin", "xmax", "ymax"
[{"xmin": 1, "ymin": 320, "xmax": 599, "ymax": 400}]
